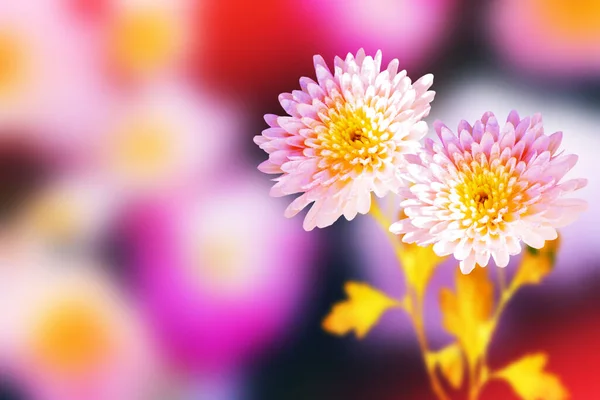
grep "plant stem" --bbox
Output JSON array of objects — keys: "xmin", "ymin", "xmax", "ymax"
[
  {"xmin": 497, "ymin": 266, "xmax": 507, "ymax": 293},
  {"xmin": 410, "ymin": 291, "xmax": 451, "ymax": 400},
  {"xmin": 370, "ymin": 198, "xmax": 450, "ymax": 400},
  {"xmin": 473, "ymin": 267, "xmax": 516, "ymax": 398}
]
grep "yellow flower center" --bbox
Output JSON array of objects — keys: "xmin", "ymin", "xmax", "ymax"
[
  {"xmin": 109, "ymin": 8, "xmax": 182, "ymax": 77},
  {"xmin": 201, "ymin": 240, "xmax": 241, "ymax": 281},
  {"xmin": 108, "ymin": 118, "xmax": 176, "ymax": 183},
  {"xmin": 0, "ymin": 31, "xmax": 28, "ymax": 100},
  {"xmin": 30, "ymin": 298, "xmax": 113, "ymax": 376},
  {"xmin": 316, "ymin": 103, "xmax": 392, "ymax": 175},
  {"xmin": 451, "ymin": 160, "xmax": 520, "ymax": 235},
  {"xmin": 24, "ymin": 192, "xmax": 80, "ymax": 242},
  {"xmin": 535, "ymin": 0, "xmax": 600, "ymax": 42}
]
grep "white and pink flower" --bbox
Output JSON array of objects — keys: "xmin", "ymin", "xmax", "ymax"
[
  {"xmin": 255, "ymin": 49, "xmax": 435, "ymax": 230},
  {"xmin": 390, "ymin": 110, "xmax": 587, "ymax": 273}
]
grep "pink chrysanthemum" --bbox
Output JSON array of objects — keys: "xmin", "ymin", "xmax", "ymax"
[
  {"xmin": 390, "ymin": 111, "xmax": 587, "ymax": 274},
  {"xmin": 254, "ymin": 49, "xmax": 435, "ymax": 231}
]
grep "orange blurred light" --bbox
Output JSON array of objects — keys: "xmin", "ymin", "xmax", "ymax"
[
  {"xmin": 535, "ymin": 0, "xmax": 600, "ymax": 43},
  {"xmin": 0, "ymin": 29, "xmax": 33, "ymax": 108},
  {"xmin": 29, "ymin": 298, "xmax": 114, "ymax": 377},
  {"xmin": 107, "ymin": 5, "xmax": 186, "ymax": 80}
]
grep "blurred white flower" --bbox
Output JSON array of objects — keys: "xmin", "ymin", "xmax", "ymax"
[
  {"xmin": 93, "ymin": 83, "xmax": 238, "ymax": 198},
  {"xmin": 0, "ymin": 1, "xmax": 107, "ymax": 138}
]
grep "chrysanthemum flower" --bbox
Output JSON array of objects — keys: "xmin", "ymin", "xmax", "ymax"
[
  {"xmin": 254, "ymin": 49, "xmax": 435, "ymax": 231},
  {"xmin": 390, "ymin": 111, "xmax": 587, "ymax": 274}
]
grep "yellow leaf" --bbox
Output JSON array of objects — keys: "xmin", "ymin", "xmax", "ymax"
[
  {"xmin": 398, "ymin": 242, "xmax": 446, "ymax": 299},
  {"xmin": 494, "ymin": 353, "xmax": 569, "ymax": 400},
  {"xmin": 426, "ymin": 343, "xmax": 464, "ymax": 389},
  {"xmin": 322, "ymin": 282, "xmax": 402, "ymax": 339},
  {"xmin": 439, "ymin": 267, "xmax": 494, "ymax": 365},
  {"xmin": 512, "ymin": 237, "xmax": 560, "ymax": 291}
]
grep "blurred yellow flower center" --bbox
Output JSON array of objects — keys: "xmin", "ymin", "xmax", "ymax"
[
  {"xmin": 316, "ymin": 104, "xmax": 392, "ymax": 174},
  {"xmin": 536, "ymin": 0, "xmax": 600, "ymax": 42},
  {"xmin": 31, "ymin": 299, "xmax": 113, "ymax": 375},
  {"xmin": 110, "ymin": 119, "xmax": 175, "ymax": 181},
  {"xmin": 201, "ymin": 240, "xmax": 241, "ymax": 284},
  {"xmin": 110, "ymin": 9, "xmax": 181, "ymax": 76},
  {"xmin": 0, "ymin": 31, "xmax": 27, "ymax": 99},
  {"xmin": 452, "ymin": 161, "xmax": 520, "ymax": 234},
  {"xmin": 26, "ymin": 194, "xmax": 79, "ymax": 241}
]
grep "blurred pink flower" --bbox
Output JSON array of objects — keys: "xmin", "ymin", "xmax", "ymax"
[
  {"xmin": 0, "ymin": 1, "xmax": 107, "ymax": 140},
  {"xmin": 255, "ymin": 49, "xmax": 434, "ymax": 230},
  {"xmin": 489, "ymin": 0, "xmax": 600, "ymax": 77},
  {"xmin": 391, "ymin": 111, "xmax": 587, "ymax": 273},
  {"xmin": 302, "ymin": 0, "xmax": 458, "ymax": 70},
  {"xmin": 125, "ymin": 175, "xmax": 316, "ymax": 373},
  {"xmin": 90, "ymin": 84, "xmax": 239, "ymax": 200},
  {"xmin": 0, "ymin": 256, "xmax": 158, "ymax": 400}
]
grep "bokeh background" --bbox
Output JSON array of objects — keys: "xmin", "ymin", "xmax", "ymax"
[{"xmin": 0, "ymin": 0, "xmax": 599, "ymax": 399}]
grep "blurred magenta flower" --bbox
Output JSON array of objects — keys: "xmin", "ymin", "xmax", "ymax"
[
  {"xmin": 0, "ymin": 256, "xmax": 159, "ymax": 400},
  {"xmin": 391, "ymin": 111, "xmax": 587, "ymax": 273},
  {"xmin": 302, "ymin": 0, "xmax": 458, "ymax": 70},
  {"xmin": 254, "ymin": 49, "xmax": 434, "ymax": 230},
  {"xmin": 125, "ymin": 175, "xmax": 316, "ymax": 373},
  {"xmin": 489, "ymin": 0, "xmax": 600, "ymax": 77}
]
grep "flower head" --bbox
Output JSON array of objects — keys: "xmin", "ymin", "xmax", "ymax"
[
  {"xmin": 254, "ymin": 49, "xmax": 435, "ymax": 230},
  {"xmin": 1, "ymin": 258, "xmax": 157, "ymax": 400},
  {"xmin": 390, "ymin": 111, "xmax": 587, "ymax": 274},
  {"xmin": 125, "ymin": 176, "xmax": 315, "ymax": 370},
  {"xmin": 96, "ymin": 84, "xmax": 236, "ymax": 196}
]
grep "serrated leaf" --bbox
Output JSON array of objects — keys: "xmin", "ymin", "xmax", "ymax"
[
  {"xmin": 439, "ymin": 267, "xmax": 494, "ymax": 365},
  {"xmin": 426, "ymin": 343, "xmax": 464, "ymax": 389},
  {"xmin": 322, "ymin": 282, "xmax": 402, "ymax": 339},
  {"xmin": 494, "ymin": 353, "xmax": 569, "ymax": 400},
  {"xmin": 512, "ymin": 237, "xmax": 560, "ymax": 291}
]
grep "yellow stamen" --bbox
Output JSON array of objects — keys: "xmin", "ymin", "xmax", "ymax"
[
  {"xmin": 452, "ymin": 161, "xmax": 519, "ymax": 234},
  {"xmin": 315, "ymin": 103, "xmax": 393, "ymax": 175}
]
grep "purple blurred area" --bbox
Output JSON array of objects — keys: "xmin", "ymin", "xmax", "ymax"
[{"xmin": 0, "ymin": 0, "xmax": 599, "ymax": 399}]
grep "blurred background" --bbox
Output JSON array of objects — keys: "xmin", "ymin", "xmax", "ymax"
[{"xmin": 0, "ymin": 0, "xmax": 599, "ymax": 399}]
